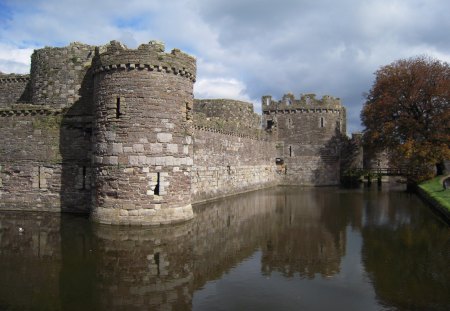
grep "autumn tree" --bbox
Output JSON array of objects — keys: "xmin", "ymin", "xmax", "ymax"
[{"xmin": 361, "ymin": 56, "xmax": 450, "ymax": 183}]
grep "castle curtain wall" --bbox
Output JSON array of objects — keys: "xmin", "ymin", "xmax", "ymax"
[
  {"xmin": 0, "ymin": 111, "xmax": 63, "ymax": 210},
  {"xmin": 191, "ymin": 128, "xmax": 279, "ymax": 203},
  {"xmin": 0, "ymin": 40, "xmax": 355, "ymax": 225},
  {"xmin": 0, "ymin": 76, "xmax": 31, "ymax": 106}
]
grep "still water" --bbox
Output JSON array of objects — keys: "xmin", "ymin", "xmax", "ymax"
[{"xmin": 0, "ymin": 185, "xmax": 449, "ymax": 311}]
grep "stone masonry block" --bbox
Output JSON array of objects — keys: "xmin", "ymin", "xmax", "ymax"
[
  {"xmin": 129, "ymin": 156, "xmax": 139, "ymax": 166},
  {"xmin": 103, "ymin": 156, "xmax": 118, "ymax": 165},
  {"xmin": 150, "ymin": 143, "xmax": 163, "ymax": 153},
  {"xmin": 157, "ymin": 133, "xmax": 172, "ymax": 143},
  {"xmin": 133, "ymin": 144, "xmax": 144, "ymax": 152},
  {"xmin": 111, "ymin": 143, "xmax": 123, "ymax": 154},
  {"xmin": 167, "ymin": 144, "xmax": 178, "ymax": 153},
  {"xmin": 105, "ymin": 131, "xmax": 116, "ymax": 141},
  {"xmin": 164, "ymin": 122, "xmax": 175, "ymax": 129}
]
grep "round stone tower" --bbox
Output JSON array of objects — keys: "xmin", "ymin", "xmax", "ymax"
[
  {"xmin": 91, "ymin": 40, "xmax": 196, "ymax": 225},
  {"xmin": 30, "ymin": 42, "xmax": 96, "ymax": 108}
]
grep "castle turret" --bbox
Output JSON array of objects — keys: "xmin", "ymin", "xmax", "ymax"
[
  {"xmin": 30, "ymin": 42, "xmax": 96, "ymax": 110},
  {"xmin": 91, "ymin": 40, "xmax": 196, "ymax": 225}
]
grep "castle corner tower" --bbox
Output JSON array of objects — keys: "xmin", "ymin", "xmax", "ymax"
[{"xmin": 91, "ymin": 40, "xmax": 196, "ymax": 225}]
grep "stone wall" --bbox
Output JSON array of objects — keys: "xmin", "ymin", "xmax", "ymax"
[
  {"xmin": 262, "ymin": 93, "xmax": 347, "ymax": 185},
  {"xmin": 193, "ymin": 99, "xmax": 261, "ymax": 136},
  {"xmin": 30, "ymin": 42, "xmax": 95, "ymax": 111},
  {"xmin": 0, "ymin": 109, "xmax": 62, "ymax": 211},
  {"xmin": 191, "ymin": 127, "xmax": 279, "ymax": 203},
  {"xmin": 0, "ymin": 39, "xmax": 354, "ymax": 225},
  {"xmin": 0, "ymin": 107, "xmax": 92, "ymax": 212},
  {"xmin": 91, "ymin": 40, "xmax": 196, "ymax": 225},
  {"xmin": 0, "ymin": 74, "xmax": 31, "ymax": 106}
]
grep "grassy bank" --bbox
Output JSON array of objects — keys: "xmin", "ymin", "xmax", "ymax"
[{"xmin": 418, "ymin": 176, "xmax": 450, "ymax": 213}]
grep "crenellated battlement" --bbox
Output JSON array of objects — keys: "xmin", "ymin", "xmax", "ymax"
[
  {"xmin": 0, "ymin": 39, "xmax": 354, "ymax": 225},
  {"xmin": 92, "ymin": 40, "xmax": 196, "ymax": 81},
  {"xmin": 0, "ymin": 104, "xmax": 61, "ymax": 117},
  {"xmin": 0, "ymin": 74, "xmax": 30, "ymax": 84},
  {"xmin": 262, "ymin": 93, "xmax": 343, "ymax": 112}
]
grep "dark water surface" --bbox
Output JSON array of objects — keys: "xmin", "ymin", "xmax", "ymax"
[{"xmin": 0, "ymin": 185, "xmax": 449, "ymax": 311}]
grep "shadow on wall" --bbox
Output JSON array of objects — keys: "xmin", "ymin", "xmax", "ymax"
[
  {"xmin": 313, "ymin": 128, "xmax": 346, "ymax": 185},
  {"xmin": 59, "ymin": 68, "xmax": 94, "ymax": 214}
]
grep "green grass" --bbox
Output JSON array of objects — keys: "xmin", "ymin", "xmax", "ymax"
[{"xmin": 419, "ymin": 176, "xmax": 450, "ymax": 212}]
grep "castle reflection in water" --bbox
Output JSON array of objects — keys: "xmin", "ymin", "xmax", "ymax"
[{"xmin": 1, "ymin": 186, "xmax": 448, "ymax": 311}]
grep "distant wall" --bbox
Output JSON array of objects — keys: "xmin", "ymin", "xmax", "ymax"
[
  {"xmin": 263, "ymin": 93, "xmax": 346, "ymax": 185},
  {"xmin": 191, "ymin": 127, "xmax": 279, "ymax": 203},
  {"xmin": 0, "ymin": 74, "xmax": 31, "ymax": 106},
  {"xmin": 193, "ymin": 99, "xmax": 261, "ymax": 132}
]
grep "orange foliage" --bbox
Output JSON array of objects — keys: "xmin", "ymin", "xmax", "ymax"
[{"xmin": 361, "ymin": 56, "xmax": 450, "ymax": 183}]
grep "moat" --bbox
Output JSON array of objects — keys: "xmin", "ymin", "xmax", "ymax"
[{"xmin": 0, "ymin": 185, "xmax": 449, "ymax": 311}]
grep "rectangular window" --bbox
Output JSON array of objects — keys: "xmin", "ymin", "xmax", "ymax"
[
  {"xmin": 154, "ymin": 172, "xmax": 160, "ymax": 195},
  {"xmin": 154, "ymin": 252, "xmax": 160, "ymax": 276},
  {"xmin": 116, "ymin": 97, "xmax": 122, "ymax": 119},
  {"xmin": 82, "ymin": 166, "xmax": 87, "ymax": 190},
  {"xmin": 38, "ymin": 166, "xmax": 41, "ymax": 189}
]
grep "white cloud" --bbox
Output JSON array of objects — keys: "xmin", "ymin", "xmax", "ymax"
[
  {"xmin": 0, "ymin": 44, "xmax": 33, "ymax": 73},
  {"xmin": 195, "ymin": 77, "xmax": 252, "ymax": 101},
  {"xmin": 1, "ymin": 0, "xmax": 450, "ymax": 133}
]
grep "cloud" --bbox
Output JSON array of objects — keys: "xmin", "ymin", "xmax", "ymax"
[
  {"xmin": 194, "ymin": 77, "xmax": 253, "ymax": 102},
  {"xmin": 1, "ymin": 0, "xmax": 450, "ymax": 134},
  {"xmin": 0, "ymin": 44, "xmax": 33, "ymax": 73}
]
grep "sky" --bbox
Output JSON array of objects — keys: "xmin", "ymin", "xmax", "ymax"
[{"xmin": 1, "ymin": 0, "xmax": 449, "ymax": 134}]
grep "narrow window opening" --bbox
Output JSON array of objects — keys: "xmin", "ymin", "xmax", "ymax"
[
  {"xmin": 336, "ymin": 121, "xmax": 340, "ymax": 131},
  {"xmin": 267, "ymin": 120, "xmax": 273, "ymax": 130},
  {"xmin": 38, "ymin": 166, "xmax": 41, "ymax": 189},
  {"xmin": 154, "ymin": 172, "xmax": 160, "ymax": 195},
  {"xmin": 289, "ymin": 146, "xmax": 292, "ymax": 157},
  {"xmin": 82, "ymin": 166, "xmax": 87, "ymax": 190},
  {"xmin": 154, "ymin": 252, "xmax": 160, "ymax": 276},
  {"xmin": 116, "ymin": 97, "xmax": 122, "ymax": 119},
  {"xmin": 320, "ymin": 117, "xmax": 324, "ymax": 128}
]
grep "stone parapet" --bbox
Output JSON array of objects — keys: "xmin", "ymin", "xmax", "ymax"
[
  {"xmin": 0, "ymin": 74, "xmax": 30, "ymax": 83},
  {"xmin": 262, "ymin": 93, "xmax": 343, "ymax": 111},
  {"xmin": 92, "ymin": 40, "xmax": 196, "ymax": 82}
]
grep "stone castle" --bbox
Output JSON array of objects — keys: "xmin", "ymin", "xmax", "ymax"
[{"xmin": 0, "ymin": 40, "xmax": 361, "ymax": 226}]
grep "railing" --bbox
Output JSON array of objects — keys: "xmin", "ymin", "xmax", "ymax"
[{"xmin": 343, "ymin": 167, "xmax": 413, "ymax": 177}]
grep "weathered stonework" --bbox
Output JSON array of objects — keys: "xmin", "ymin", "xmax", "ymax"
[
  {"xmin": 262, "ymin": 93, "xmax": 347, "ymax": 185},
  {"xmin": 90, "ymin": 40, "xmax": 195, "ymax": 225},
  {"xmin": 0, "ymin": 40, "xmax": 358, "ymax": 225}
]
